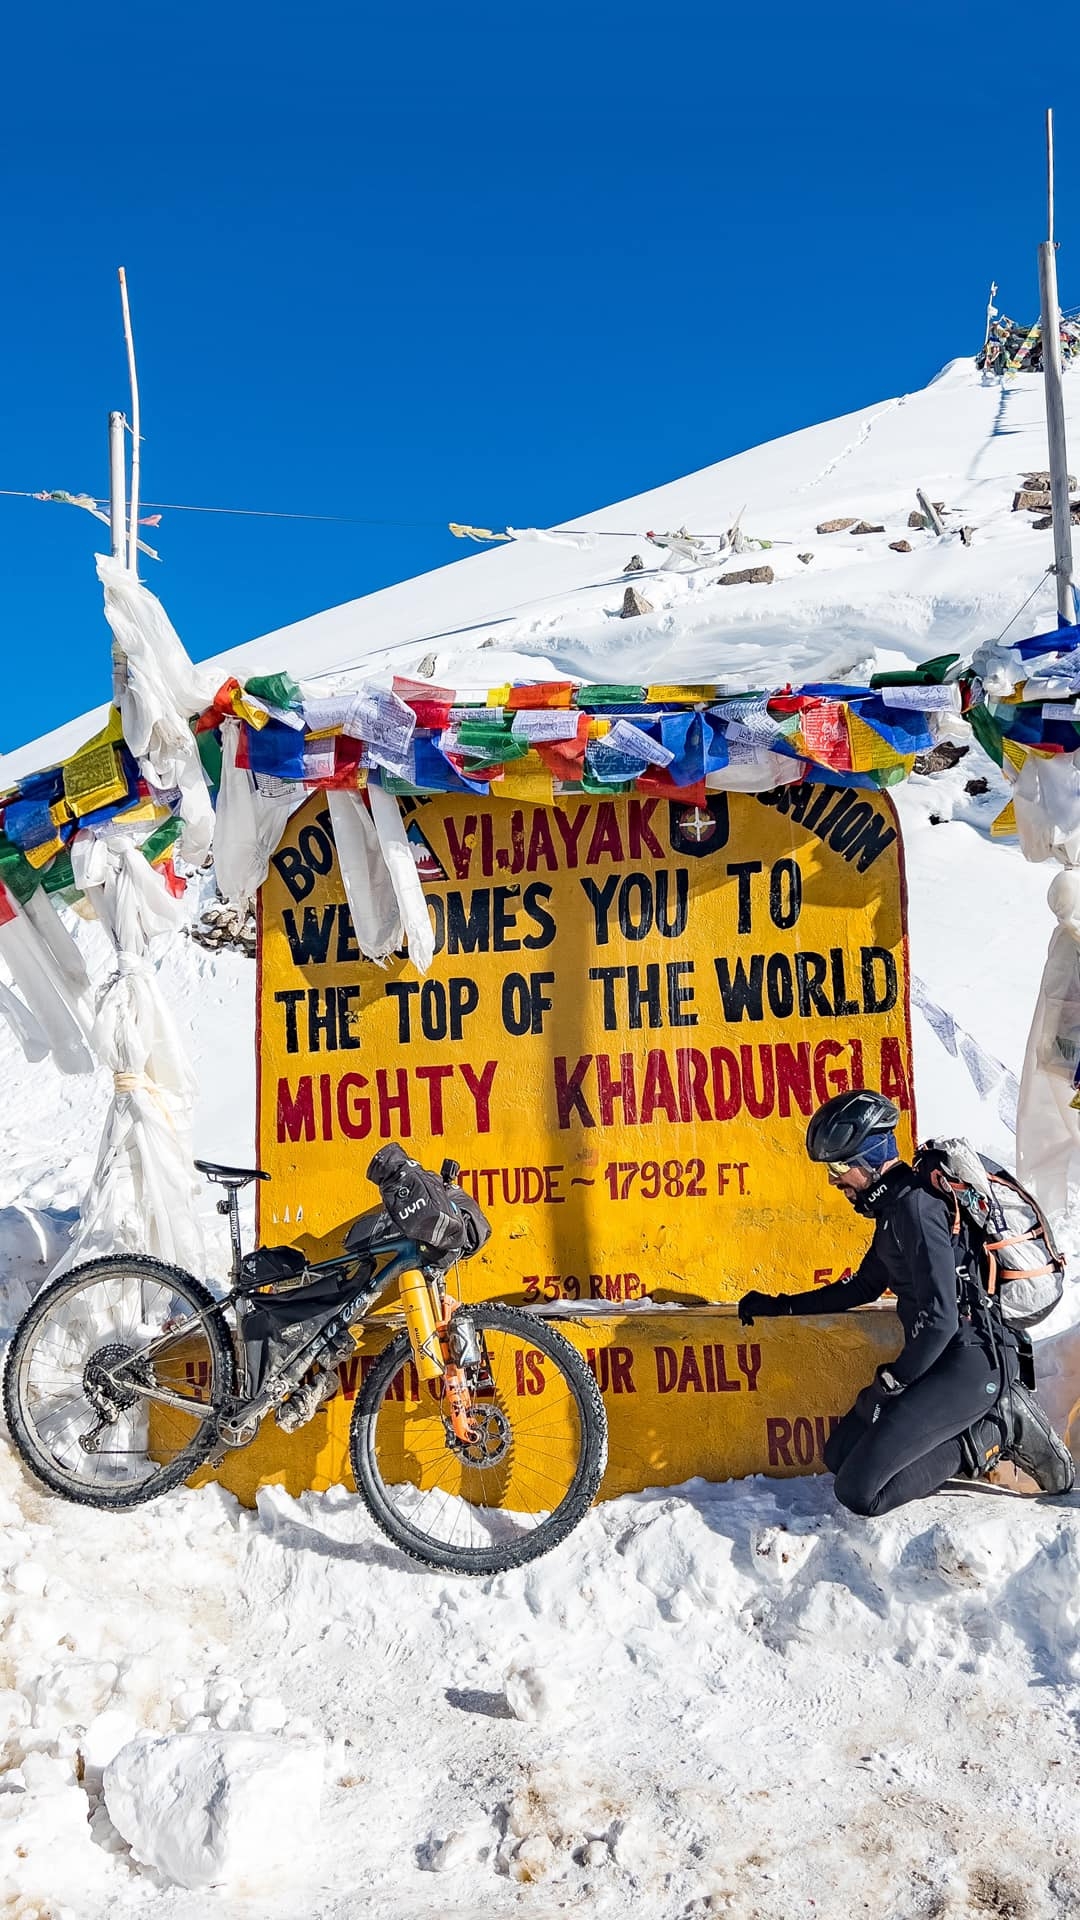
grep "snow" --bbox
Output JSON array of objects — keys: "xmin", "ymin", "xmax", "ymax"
[
  {"xmin": 5, "ymin": 355, "xmax": 1080, "ymax": 1915},
  {"xmin": 104, "ymin": 1729, "xmax": 325, "ymax": 1890}
]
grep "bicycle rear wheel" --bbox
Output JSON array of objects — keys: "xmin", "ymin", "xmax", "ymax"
[
  {"xmin": 3, "ymin": 1255, "xmax": 235, "ymax": 1510},
  {"xmin": 350, "ymin": 1303, "xmax": 607, "ymax": 1574}
]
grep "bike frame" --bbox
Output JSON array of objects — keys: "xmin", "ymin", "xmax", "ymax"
[{"xmin": 104, "ymin": 1180, "xmax": 476, "ymax": 1444}]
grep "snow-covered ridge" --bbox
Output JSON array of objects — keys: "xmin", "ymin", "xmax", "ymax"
[{"xmin": 2, "ymin": 358, "xmax": 1070, "ymax": 781}]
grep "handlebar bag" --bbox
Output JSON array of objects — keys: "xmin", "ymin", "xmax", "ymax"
[{"xmin": 367, "ymin": 1144, "xmax": 490, "ymax": 1257}]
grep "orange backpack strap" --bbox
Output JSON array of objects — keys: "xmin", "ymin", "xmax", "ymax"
[
  {"xmin": 984, "ymin": 1247, "xmax": 998, "ymax": 1296},
  {"xmin": 990, "ymin": 1173, "xmax": 1067, "ymax": 1273}
]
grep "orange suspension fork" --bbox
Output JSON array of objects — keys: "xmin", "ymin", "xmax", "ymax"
[{"xmin": 399, "ymin": 1272, "xmax": 478, "ymax": 1443}]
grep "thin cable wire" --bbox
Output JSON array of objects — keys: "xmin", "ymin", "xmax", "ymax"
[
  {"xmin": 992, "ymin": 568, "xmax": 1055, "ymax": 645},
  {"xmin": 0, "ymin": 487, "xmax": 741, "ymax": 539}
]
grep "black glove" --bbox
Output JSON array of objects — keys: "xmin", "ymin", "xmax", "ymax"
[
  {"xmin": 737, "ymin": 1290, "xmax": 791, "ymax": 1326},
  {"xmin": 853, "ymin": 1367, "xmax": 903, "ymax": 1423},
  {"xmin": 853, "ymin": 1382, "xmax": 882, "ymax": 1423}
]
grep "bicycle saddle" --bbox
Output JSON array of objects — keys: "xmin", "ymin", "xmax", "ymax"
[{"xmin": 195, "ymin": 1160, "xmax": 270, "ymax": 1187}]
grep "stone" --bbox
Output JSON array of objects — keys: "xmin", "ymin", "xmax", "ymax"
[
  {"xmin": 908, "ymin": 510, "xmax": 928, "ymax": 529},
  {"xmin": 913, "ymin": 740, "xmax": 969, "ymax": 776},
  {"xmin": 717, "ymin": 565, "xmax": 774, "ymax": 587},
  {"xmin": 623, "ymin": 554, "xmax": 644, "ymax": 573},
  {"xmin": 815, "ymin": 517, "xmax": 857, "ymax": 534},
  {"xmin": 190, "ymin": 900, "xmax": 257, "ymax": 958},
  {"xmin": 620, "ymin": 585, "xmax": 653, "ymax": 617},
  {"xmin": 1032, "ymin": 509, "xmax": 1080, "ymax": 529},
  {"xmin": 849, "ymin": 521, "xmax": 885, "ymax": 534},
  {"xmin": 965, "ymin": 776, "xmax": 990, "ymax": 796},
  {"xmin": 1024, "ymin": 470, "xmax": 1077, "ymax": 490},
  {"xmin": 797, "ymin": 552, "xmax": 814, "ymax": 564},
  {"xmin": 888, "ymin": 540, "xmax": 913, "ymax": 553},
  {"xmin": 1014, "ymin": 490, "xmax": 1052, "ymax": 512}
]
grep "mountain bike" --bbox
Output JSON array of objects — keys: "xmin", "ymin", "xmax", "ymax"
[{"xmin": 2, "ymin": 1153, "xmax": 607, "ymax": 1574}]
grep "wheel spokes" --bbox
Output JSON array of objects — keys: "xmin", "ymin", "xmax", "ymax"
[
  {"xmin": 368, "ymin": 1325, "xmax": 585, "ymax": 1553},
  {"xmin": 17, "ymin": 1269, "xmax": 222, "ymax": 1493}
]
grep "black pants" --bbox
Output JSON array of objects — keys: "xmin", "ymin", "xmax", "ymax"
[{"xmin": 824, "ymin": 1332, "xmax": 1002, "ymax": 1518}]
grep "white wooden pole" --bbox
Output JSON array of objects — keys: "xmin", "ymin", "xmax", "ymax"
[
  {"xmin": 983, "ymin": 280, "xmax": 998, "ymax": 350},
  {"xmin": 108, "ymin": 410, "xmax": 126, "ymax": 561},
  {"xmin": 1038, "ymin": 109, "xmax": 1076, "ymax": 625},
  {"xmin": 117, "ymin": 267, "xmax": 141, "ymax": 576}
]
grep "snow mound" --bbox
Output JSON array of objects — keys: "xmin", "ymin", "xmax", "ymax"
[{"xmin": 104, "ymin": 1729, "xmax": 324, "ymax": 1890}]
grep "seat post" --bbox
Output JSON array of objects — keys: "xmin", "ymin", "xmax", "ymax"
[{"xmin": 220, "ymin": 1187, "xmax": 243, "ymax": 1283}]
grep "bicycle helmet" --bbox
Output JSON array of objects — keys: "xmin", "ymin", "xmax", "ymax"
[{"xmin": 805, "ymin": 1089, "xmax": 900, "ymax": 1164}]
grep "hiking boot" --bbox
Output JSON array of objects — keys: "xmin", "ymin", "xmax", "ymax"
[
  {"xmin": 957, "ymin": 1413, "xmax": 1007, "ymax": 1480},
  {"xmin": 1000, "ymin": 1382, "xmax": 1075, "ymax": 1495}
]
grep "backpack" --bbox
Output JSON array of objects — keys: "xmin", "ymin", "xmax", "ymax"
[
  {"xmin": 366, "ymin": 1144, "xmax": 491, "ymax": 1260},
  {"xmin": 913, "ymin": 1137, "xmax": 1065, "ymax": 1328}
]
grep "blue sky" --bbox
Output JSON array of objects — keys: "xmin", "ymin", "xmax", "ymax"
[{"xmin": 1, "ymin": 3, "xmax": 1073, "ymax": 746}]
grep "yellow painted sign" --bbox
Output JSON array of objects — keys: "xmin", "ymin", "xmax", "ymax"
[
  {"xmin": 256, "ymin": 787, "xmax": 914, "ymax": 1302},
  {"xmin": 186, "ymin": 1306, "xmax": 905, "ymax": 1510}
]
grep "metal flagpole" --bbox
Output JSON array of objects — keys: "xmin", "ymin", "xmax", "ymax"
[
  {"xmin": 1037, "ymin": 108, "xmax": 1077, "ymax": 625},
  {"xmin": 108, "ymin": 410, "xmax": 127, "ymax": 562},
  {"xmin": 117, "ymin": 267, "xmax": 141, "ymax": 576}
]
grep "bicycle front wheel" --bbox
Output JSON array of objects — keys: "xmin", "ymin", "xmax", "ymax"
[
  {"xmin": 350, "ymin": 1303, "xmax": 607, "ymax": 1574},
  {"xmin": 3, "ymin": 1255, "xmax": 235, "ymax": 1510}
]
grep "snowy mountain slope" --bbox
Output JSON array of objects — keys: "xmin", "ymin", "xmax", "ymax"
[
  {"xmin": 1, "ymin": 357, "xmax": 1070, "ymax": 783},
  {"xmin": 5, "ymin": 354, "xmax": 1080, "ymax": 1917}
]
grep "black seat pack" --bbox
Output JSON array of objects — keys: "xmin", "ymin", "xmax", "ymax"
[{"xmin": 366, "ymin": 1144, "xmax": 490, "ymax": 1259}]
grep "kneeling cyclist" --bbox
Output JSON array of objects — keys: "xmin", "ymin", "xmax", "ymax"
[{"xmin": 738, "ymin": 1091, "xmax": 1073, "ymax": 1517}]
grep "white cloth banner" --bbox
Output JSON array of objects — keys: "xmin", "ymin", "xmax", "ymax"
[
  {"xmin": 705, "ymin": 752, "xmax": 807, "ymax": 793},
  {"xmin": 912, "ymin": 973, "xmax": 1020, "ymax": 1132},
  {"xmin": 606, "ymin": 719, "xmax": 675, "ymax": 768},
  {"xmin": 55, "ymin": 835, "xmax": 204, "ymax": 1275},
  {"xmin": 0, "ymin": 981, "xmax": 51, "ymax": 1062},
  {"xmin": 1017, "ymin": 867, "xmax": 1080, "ymax": 1219},
  {"xmin": 1013, "ymin": 749, "xmax": 1080, "ymax": 867},
  {"xmin": 879, "ymin": 684, "xmax": 962, "ymax": 711},
  {"xmin": 511, "ymin": 710, "xmax": 581, "ymax": 743},
  {"xmin": 214, "ymin": 720, "xmax": 306, "ymax": 905},
  {"xmin": 96, "ymin": 554, "xmax": 216, "ymax": 866},
  {"xmin": 910, "ymin": 975, "xmax": 958, "ymax": 1056},
  {"xmin": 960, "ymin": 1032, "xmax": 1001, "ymax": 1100},
  {"xmin": 0, "ymin": 894, "xmax": 94, "ymax": 1076},
  {"xmin": 326, "ymin": 790, "xmax": 402, "ymax": 964},
  {"xmin": 368, "ymin": 783, "xmax": 435, "ymax": 975},
  {"xmin": 343, "ymin": 688, "xmax": 416, "ymax": 774},
  {"xmin": 505, "ymin": 527, "xmax": 598, "ymax": 551}
]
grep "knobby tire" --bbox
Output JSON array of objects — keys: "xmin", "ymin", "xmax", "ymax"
[
  {"xmin": 3, "ymin": 1255, "xmax": 235, "ymax": 1511},
  {"xmin": 350, "ymin": 1302, "xmax": 607, "ymax": 1574}
]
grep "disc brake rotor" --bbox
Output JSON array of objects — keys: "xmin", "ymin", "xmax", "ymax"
[{"xmin": 446, "ymin": 1402, "xmax": 512, "ymax": 1468}]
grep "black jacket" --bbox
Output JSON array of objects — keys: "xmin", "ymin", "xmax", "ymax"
[{"xmin": 782, "ymin": 1162, "xmax": 979, "ymax": 1387}]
